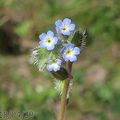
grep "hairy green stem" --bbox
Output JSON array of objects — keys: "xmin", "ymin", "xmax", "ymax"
[{"xmin": 58, "ymin": 62, "xmax": 72, "ymax": 120}]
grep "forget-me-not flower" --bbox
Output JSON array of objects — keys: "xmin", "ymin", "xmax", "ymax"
[
  {"xmin": 46, "ymin": 59, "xmax": 62, "ymax": 72},
  {"xmin": 61, "ymin": 43, "xmax": 80, "ymax": 62},
  {"xmin": 55, "ymin": 18, "xmax": 75, "ymax": 36},
  {"xmin": 39, "ymin": 31, "xmax": 58, "ymax": 50}
]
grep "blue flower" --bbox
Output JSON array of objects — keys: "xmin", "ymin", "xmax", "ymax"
[
  {"xmin": 61, "ymin": 43, "xmax": 80, "ymax": 62},
  {"xmin": 39, "ymin": 31, "xmax": 58, "ymax": 50},
  {"xmin": 55, "ymin": 18, "xmax": 75, "ymax": 36},
  {"xmin": 46, "ymin": 59, "xmax": 62, "ymax": 72}
]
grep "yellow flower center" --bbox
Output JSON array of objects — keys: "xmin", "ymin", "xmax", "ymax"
[
  {"xmin": 50, "ymin": 60, "xmax": 56, "ymax": 65},
  {"xmin": 46, "ymin": 38, "xmax": 51, "ymax": 43},
  {"xmin": 65, "ymin": 49, "xmax": 72, "ymax": 55},
  {"xmin": 61, "ymin": 26, "xmax": 68, "ymax": 31}
]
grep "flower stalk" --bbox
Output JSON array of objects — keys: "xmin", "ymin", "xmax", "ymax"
[{"xmin": 58, "ymin": 62, "xmax": 73, "ymax": 120}]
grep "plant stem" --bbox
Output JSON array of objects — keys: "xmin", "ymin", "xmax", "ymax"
[{"xmin": 58, "ymin": 62, "xmax": 72, "ymax": 120}]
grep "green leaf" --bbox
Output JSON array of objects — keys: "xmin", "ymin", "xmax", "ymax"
[{"xmin": 54, "ymin": 80, "xmax": 64, "ymax": 95}]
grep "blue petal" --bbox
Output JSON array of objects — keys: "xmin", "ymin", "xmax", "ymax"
[
  {"xmin": 63, "ymin": 18, "xmax": 71, "ymax": 25},
  {"xmin": 56, "ymin": 27, "xmax": 61, "ymax": 34},
  {"xmin": 47, "ymin": 30, "xmax": 54, "ymax": 37},
  {"xmin": 56, "ymin": 59, "xmax": 62, "ymax": 65},
  {"xmin": 53, "ymin": 65, "xmax": 60, "ymax": 72},
  {"xmin": 47, "ymin": 44, "xmax": 55, "ymax": 50},
  {"xmin": 62, "ymin": 31, "xmax": 71, "ymax": 36},
  {"xmin": 60, "ymin": 46, "xmax": 66, "ymax": 53},
  {"xmin": 39, "ymin": 33, "xmax": 46, "ymax": 40},
  {"xmin": 69, "ymin": 24, "xmax": 75, "ymax": 31},
  {"xmin": 47, "ymin": 65, "xmax": 53, "ymax": 71},
  {"xmin": 55, "ymin": 20, "xmax": 62, "ymax": 26},
  {"xmin": 39, "ymin": 40, "xmax": 46, "ymax": 48},
  {"xmin": 67, "ymin": 43, "xmax": 74, "ymax": 48},
  {"xmin": 69, "ymin": 56, "xmax": 77, "ymax": 62},
  {"xmin": 63, "ymin": 54, "xmax": 69, "ymax": 62},
  {"xmin": 53, "ymin": 37, "xmax": 58, "ymax": 44},
  {"xmin": 73, "ymin": 47, "xmax": 80, "ymax": 55},
  {"xmin": 60, "ymin": 43, "xmax": 74, "ymax": 54}
]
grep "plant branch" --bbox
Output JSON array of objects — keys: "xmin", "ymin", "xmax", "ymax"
[{"xmin": 58, "ymin": 62, "xmax": 73, "ymax": 120}]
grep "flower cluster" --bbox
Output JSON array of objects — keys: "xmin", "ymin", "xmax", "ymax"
[{"xmin": 31, "ymin": 18, "xmax": 82, "ymax": 73}]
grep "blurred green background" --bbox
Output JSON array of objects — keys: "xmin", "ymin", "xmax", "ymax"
[{"xmin": 0, "ymin": 0, "xmax": 120, "ymax": 120}]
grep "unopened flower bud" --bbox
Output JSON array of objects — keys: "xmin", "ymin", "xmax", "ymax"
[
  {"xmin": 51, "ymin": 67, "xmax": 69, "ymax": 80},
  {"xmin": 71, "ymin": 30, "xmax": 87, "ymax": 50}
]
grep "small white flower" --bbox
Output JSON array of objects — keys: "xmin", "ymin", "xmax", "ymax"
[
  {"xmin": 39, "ymin": 31, "xmax": 58, "ymax": 50},
  {"xmin": 46, "ymin": 59, "xmax": 62, "ymax": 72},
  {"xmin": 55, "ymin": 18, "xmax": 75, "ymax": 36},
  {"xmin": 61, "ymin": 43, "xmax": 80, "ymax": 62}
]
